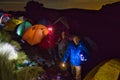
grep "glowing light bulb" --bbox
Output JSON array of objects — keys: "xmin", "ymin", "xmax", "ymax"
[
  {"xmin": 62, "ymin": 63, "xmax": 65, "ymax": 67},
  {"xmin": 48, "ymin": 27, "xmax": 52, "ymax": 31}
]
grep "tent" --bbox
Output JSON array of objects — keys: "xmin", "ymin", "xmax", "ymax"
[
  {"xmin": 52, "ymin": 17, "xmax": 69, "ymax": 30},
  {"xmin": 22, "ymin": 24, "xmax": 49, "ymax": 46},
  {"xmin": 38, "ymin": 18, "xmax": 50, "ymax": 26},
  {"xmin": 0, "ymin": 13, "xmax": 4, "ymax": 24},
  {"xmin": 4, "ymin": 18, "xmax": 23, "ymax": 31},
  {"xmin": 84, "ymin": 59, "xmax": 120, "ymax": 80},
  {"xmin": 0, "ymin": 13, "xmax": 11, "ymax": 27},
  {"xmin": 0, "ymin": 13, "xmax": 11, "ymax": 24},
  {"xmin": 16, "ymin": 21, "xmax": 32, "ymax": 36}
]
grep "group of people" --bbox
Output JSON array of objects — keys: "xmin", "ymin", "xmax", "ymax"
[
  {"xmin": 48, "ymin": 31, "xmax": 70, "ymax": 63},
  {"xmin": 47, "ymin": 30, "xmax": 89, "ymax": 80}
]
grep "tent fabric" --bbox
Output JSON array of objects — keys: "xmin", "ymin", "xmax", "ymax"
[
  {"xmin": 0, "ymin": 12, "xmax": 4, "ymax": 17},
  {"xmin": 0, "ymin": 13, "xmax": 11, "ymax": 24},
  {"xmin": 0, "ymin": 14, "xmax": 3, "ymax": 24},
  {"xmin": 38, "ymin": 36, "xmax": 49, "ymax": 49},
  {"xmin": 84, "ymin": 59, "xmax": 120, "ymax": 80},
  {"xmin": 38, "ymin": 18, "xmax": 49, "ymax": 26},
  {"xmin": 52, "ymin": 17, "xmax": 69, "ymax": 30},
  {"xmin": 4, "ymin": 18, "xmax": 23, "ymax": 31},
  {"xmin": 22, "ymin": 24, "xmax": 49, "ymax": 46},
  {"xmin": 16, "ymin": 21, "xmax": 32, "ymax": 36}
]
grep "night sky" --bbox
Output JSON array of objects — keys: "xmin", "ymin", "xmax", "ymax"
[{"xmin": 0, "ymin": 0, "xmax": 120, "ymax": 11}]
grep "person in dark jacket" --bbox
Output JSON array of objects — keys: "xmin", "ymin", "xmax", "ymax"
[
  {"xmin": 62, "ymin": 35, "xmax": 88, "ymax": 80},
  {"xmin": 58, "ymin": 31, "xmax": 69, "ymax": 59}
]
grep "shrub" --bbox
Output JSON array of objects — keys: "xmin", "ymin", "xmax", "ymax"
[{"xmin": 0, "ymin": 54, "xmax": 15, "ymax": 80}]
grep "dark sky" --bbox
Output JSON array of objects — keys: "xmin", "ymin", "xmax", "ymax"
[{"xmin": 0, "ymin": 0, "xmax": 120, "ymax": 11}]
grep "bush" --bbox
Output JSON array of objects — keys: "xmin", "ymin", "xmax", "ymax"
[
  {"xmin": 15, "ymin": 66, "xmax": 45, "ymax": 80},
  {"xmin": 0, "ymin": 54, "xmax": 15, "ymax": 80},
  {"xmin": 0, "ymin": 54, "xmax": 45, "ymax": 80},
  {"xmin": 0, "ymin": 30, "xmax": 11, "ymax": 42},
  {"xmin": 16, "ymin": 51, "xmax": 29, "ymax": 64}
]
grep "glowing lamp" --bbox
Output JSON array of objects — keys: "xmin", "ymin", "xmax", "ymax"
[
  {"xmin": 59, "ymin": 62, "xmax": 67, "ymax": 71},
  {"xmin": 48, "ymin": 27, "xmax": 52, "ymax": 31},
  {"xmin": 62, "ymin": 63, "xmax": 65, "ymax": 67}
]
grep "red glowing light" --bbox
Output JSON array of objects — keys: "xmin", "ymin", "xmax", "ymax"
[{"xmin": 48, "ymin": 27, "xmax": 52, "ymax": 31}]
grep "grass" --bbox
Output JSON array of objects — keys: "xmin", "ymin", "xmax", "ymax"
[
  {"xmin": 0, "ymin": 54, "xmax": 15, "ymax": 80},
  {"xmin": 15, "ymin": 66, "xmax": 45, "ymax": 80},
  {"xmin": 0, "ymin": 30, "xmax": 11, "ymax": 43},
  {"xmin": 0, "ymin": 28, "xmax": 45, "ymax": 80},
  {"xmin": 0, "ymin": 53, "xmax": 45, "ymax": 80}
]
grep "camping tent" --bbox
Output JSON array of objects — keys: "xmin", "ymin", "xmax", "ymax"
[
  {"xmin": 0, "ymin": 13, "xmax": 11, "ymax": 27},
  {"xmin": 22, "ymin": 24, "xmax": 49, "ymax": 46},
  {"xmin": 4, "ymin": 18, "xmax": 23, "ymax": 31},
  {"xmin": 16, "ymin": 21, "xmax": 32, "ymax": 36},
  {"xmin": 84, "ymin": 59, "xmax": 120, "ymax": 80},
  {"xmin": 38, "ymin": 18, "xmax": 50, "ymax": 26},
  {"xmin": 0, "ymin": 13, "xmax": 11, "ymax": 24}
]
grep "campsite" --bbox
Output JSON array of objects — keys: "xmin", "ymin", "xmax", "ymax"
[{"xmin": 0, "ymin": 0, "xmax": 120, "ymax": 80}]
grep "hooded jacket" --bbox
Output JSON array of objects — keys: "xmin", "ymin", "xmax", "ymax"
[{"xmin": 62, "ymin": 41, "xmax": 88, "ymax": 66}]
